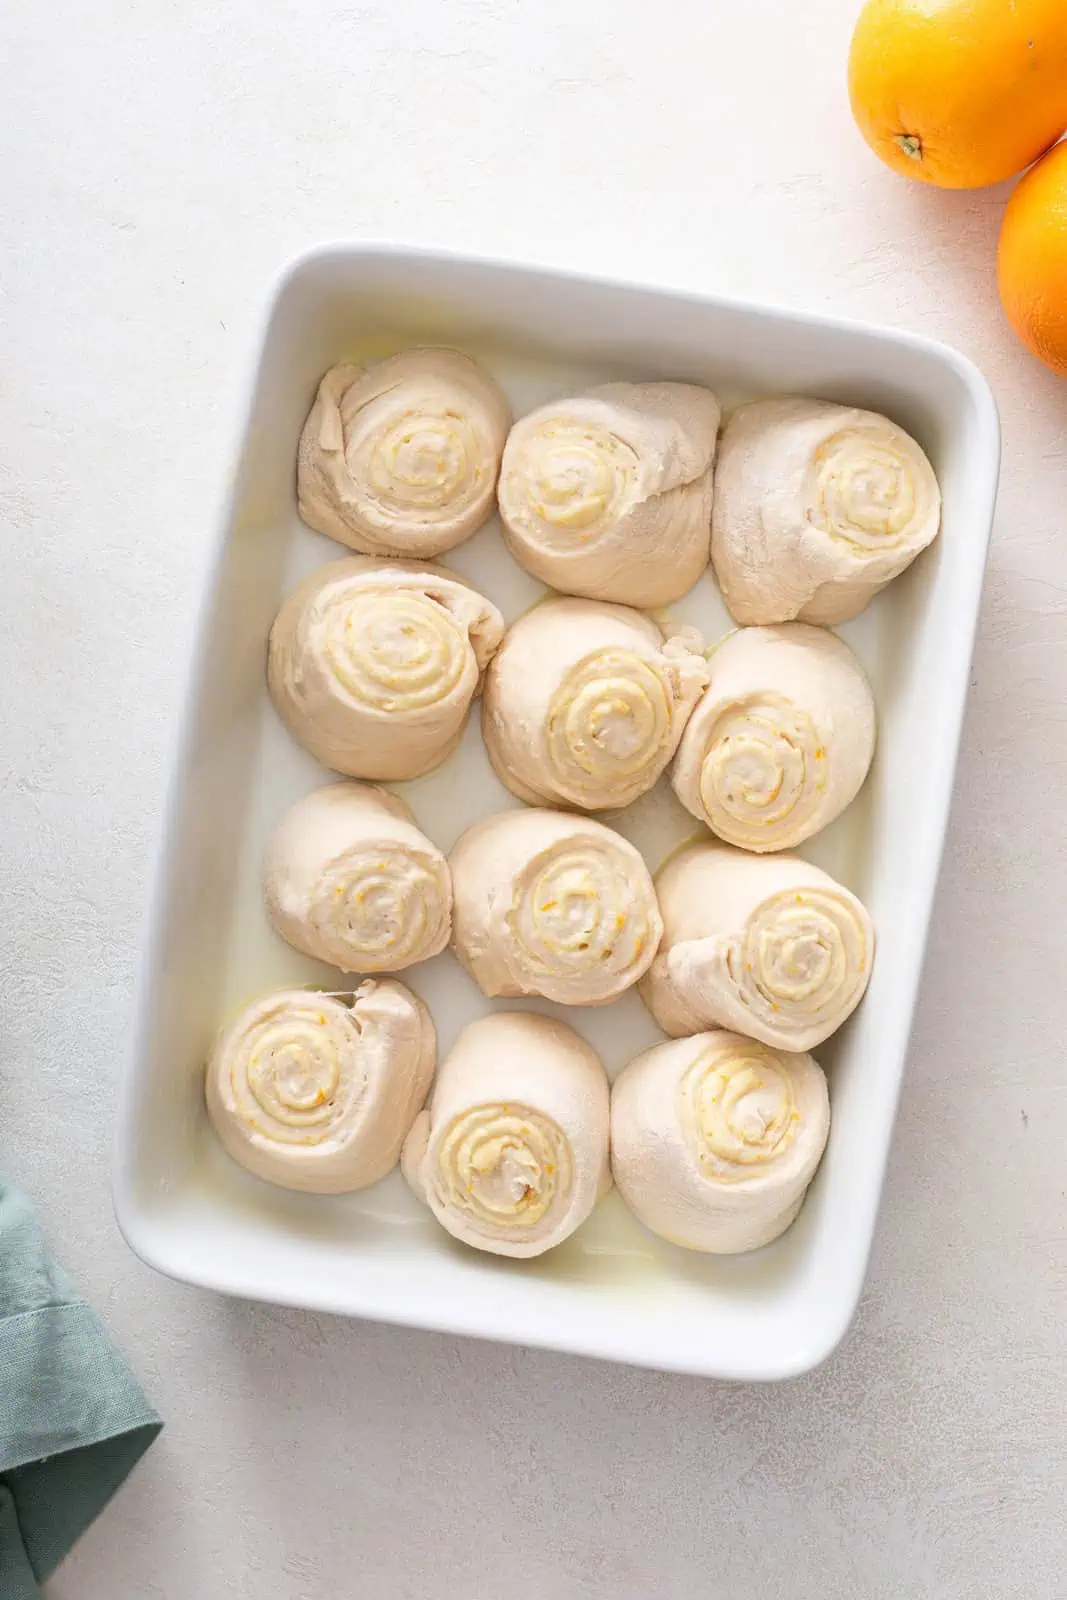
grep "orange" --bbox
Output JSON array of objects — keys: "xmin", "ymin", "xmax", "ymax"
[
  {"xmin": 998, "ymin": 140, "xmax": 1067, "ymax": 376},
  {"xmin": 848, "ymin": 0, "xmax": 1067, "ymax": 189}
]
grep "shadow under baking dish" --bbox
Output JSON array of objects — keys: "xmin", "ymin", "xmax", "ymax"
[{"xmin": 114, "ymin": 246, "xmax": 999, "ymax": 1380}]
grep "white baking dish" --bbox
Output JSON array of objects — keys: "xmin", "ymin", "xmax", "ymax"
[{"xmin": 113, "ymin": 246, "xmax": 998, "ymax": 1380}]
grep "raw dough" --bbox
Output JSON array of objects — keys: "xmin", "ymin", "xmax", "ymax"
[
  {"xmin": 672, "ymin": 623, "xmax": 876, "ymax": 852},
  {"xmin": 483, "ymin": 597, "xmax": 709, "ymax": 810},
  {"xmin": 449, "ymin": 807, "xmax": 662, "ymax": 1005},
  {"xmin": 297, "ymin": 348, "xmax": 511, "ymax": 557},
  {"xmin": 711, "ymin": 397, "xmax": 941, "ymax": 625},
  {"xmin": 402, "ymin": 1011, "xmax": 610, "ymax": 1259},
  {"xmin": 611, "ymin": 1029, "xmax": 830, "ymax": 1253},
  {"xmin": 498, "ymin": 380, "xmax": 720, "ymax": 606},
  {"xmin": 638, "ymin": 841, "xmax": 874, "ymax": 1051},
  {"xmin": 264, "ymin": 782, "xmax": 451, "ymax": 973},
  {"xmin": 268, "ymin": 556, "xmax": 504, "ymax": 780},
  {"xmin": 205, "ymin": 980, "xmax": 435, "ymax": 1193}
]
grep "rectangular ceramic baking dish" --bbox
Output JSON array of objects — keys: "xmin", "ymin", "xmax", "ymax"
[{"xmin": 113, "ymin": 245, "xmax": 999, "ymax": 1380}]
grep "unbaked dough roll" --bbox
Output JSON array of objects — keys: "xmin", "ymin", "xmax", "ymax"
[
  {"xmin": 611, "ymin": 1030, "xmax": 829, "ymax": 1253},
  {"xmin": 672, "ymin": 623, "xmax": 876, "ymax": 852},
  {"xmin": 639, "ymin": 842, "xmax": 874, "ymax": 1052},
  {"xmin": 264, "ymin": 782, "xmax": 451, "ymax": 974},
  {"xmin": 297, "ymin": 349, "xmax": 511, "ymax": 557},
  {"xmin": 401, "ymin": 1012, "xmax": 610, "ymax": 1259},
  {"xmin": 268, "ymin": 556, "xmax": 504, "ymax": 780},
  {"xmin": 205, "ymin": 980, "xmax": 435, "ymax": 1194},
  {"xmin": 483, "ymin": 598, "xmax": 709, "ymax": 811},
  {"xmin": 711, "ymin": 398, "xmax": 941, "ymax": 625},
  {"xmin": 497, "ymin": 381, "xmax": 721, "ymax": 606},
  {"xmin": 449, "ymin": 808, "xmax": 662, "ymax": 1005}
]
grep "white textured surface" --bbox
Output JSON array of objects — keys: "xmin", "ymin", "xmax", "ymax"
[{"xmin": 2, "ymin": 1, "xmax": 1065, "ymax": 1595}]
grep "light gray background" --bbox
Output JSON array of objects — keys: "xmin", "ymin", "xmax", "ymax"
[{"xmin": 3, "ymin": 2, "xmax": 1065, "ymax": 1596}]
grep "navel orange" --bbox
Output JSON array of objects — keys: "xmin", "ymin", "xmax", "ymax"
[
  {"xmin": 848, "ymin": 0, "xmax": 1067, "ymax": 189},
  {"xmin": 998, "ymin": 140, "xmax": 1067, "ymax": 377}
]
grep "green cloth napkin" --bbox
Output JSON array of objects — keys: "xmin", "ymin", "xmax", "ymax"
[{"xmin": 0, "ymin": 1185, "xmax": 161, "ymax": 1597}]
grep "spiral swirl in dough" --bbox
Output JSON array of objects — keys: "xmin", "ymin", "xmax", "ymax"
[
  {"xmin": 483, "ymin": 598, "xmax": 709, "ymax": 811},
  {"xmin": 611, "ymin": 1030, "xmax": 830, "ymax": 1253},
  {"xmin": 672, "ymin": 623, "xmax": 876, "ymax": 852},
  {"xmin": 401, "ymin": 1012, "xmax": 610, "ymax": 1258},
  {"xmin": 205, "ymin": 980, "xmax": 435, "ymax": 1193},
  {"xmin": 638, "ymin": 841, "xmax": 874, "ymax": 1052},
  {"xmin": 449, "ymin": 808, "xmax": 662, "ymax": 1005},
  {"xmin": 264, "ymin": 782, "xmax": 451, "ymax": 974},
  {"xmin": 497, "ymin": 381, "xmax": 721, "ymax": 607},
  {"xmin": 268, "ymin": 556, "xmax": 504, "ymax": 780},
  {"xmin": 711, "ymin": 398, "xmax": 941, "ymax": 625},
  {"xmin": 297, "ymin": 349, "xmax": 511, "ymax": 558}
]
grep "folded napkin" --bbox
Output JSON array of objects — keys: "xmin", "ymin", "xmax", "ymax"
[{"xmin": 0, "ymin": 1185, "xmax": 161, "ymax": 1598}]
